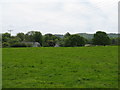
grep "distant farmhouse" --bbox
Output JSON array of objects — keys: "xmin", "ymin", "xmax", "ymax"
[
  {"xmin": 22, "ymin": 41, "xmax": 41, "ymax": 47},
  {"xmin": 54, "ymin": 43, "xmax": 60, "ymax": 47},
  {"xmin": 85, "ymin": 44, "xmax": 92, "ymax": 47}
]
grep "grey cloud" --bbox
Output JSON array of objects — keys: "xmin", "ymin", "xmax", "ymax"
[{"xmin": 1, "ymin": 0, "xmax": 118, "ymax": 35}]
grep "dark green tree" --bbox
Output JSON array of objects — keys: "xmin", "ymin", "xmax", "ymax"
[
  {"xmin": 92, "ymin": 31, "xmax": 111, "ymax": 46},
  {"xmin": 2, "ymin": 33, "xmax": 11, "ymax": 38},
  {"xmin": 64, "ymin": 34, "xmax": 86, "ymax": 47},
  {"xmin": 64, "ymin": 32, "xmax": 71, "ymax": 38},
  {"xmin": 25, "ymin": 31, "xmax": 35, "ymax": 42},
  {"xmin": 33, "ymin": 32, "xmax": 42, "ymax": 45},
  {"xmin": 2, "ymin": 33, "xmax": 11, "ymax": 42},
  {"xmin": 25, "ymin": 31, "xmax": 42, "ymax": 46},
  {"xmin": 43, "ymin": 34, "xmax": 59, "ymax": 47},
  {"xmin": 8, "ymin": 37, "xmax": 21, "ymax": 46},
  {"xmin": 17, "ymin": 33, "xmax": 25, "ymax": 41},
  {"xmin": 115, "ymin": 37, "xmax": 120, "ymax": 45},
  {"xmin": 2, "ymin": 42, "xmax": 10, "ymax": 48}
]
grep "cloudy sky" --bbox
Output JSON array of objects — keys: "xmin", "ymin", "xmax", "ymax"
[{"xmin": 0, "ymin": 0, "xmax": 118, "ymax": 35}]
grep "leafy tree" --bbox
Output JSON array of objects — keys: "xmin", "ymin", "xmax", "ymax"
[
  {"xmin": 64, "ymin": 34, "xmax": 86, "ymax": 47},
  {"xmin": 25, "ymin": 31, "xmax": 35, "ymax": 42},
  {"xmin": 2, "ymin": 33, "xmax": 11, "ymax": 42},
  {"xmin": 2, "ymin": 42, "xmax": 10, "ymax": 48},
  {"xmin": 92, "ymin": 31, "xmax": 111, "ymax": 46},
  {"xmin": 86, "ymin": 39, "xmax": 92, "ymax": 44},
  {"xmin": 17, "ymin": 33, "xmax": 25, "ymax": 41},
  {"xmin": 33, "ymin": 31, "xmax": 42, "ymax": 45},
  {"xmin": 64, "ymin": 32, "xmax": 71, "ymax": 38},
  {"xmin": 43, "ymin": 34, "xmax": 59, "ymax": 47},
  {"xmin": 2, "ymin": 33, "xmax": 11, "ymax": 38},
  {"xmin": 110, "ymin": 37, "xmax": 120, "ymax": 45},
  {"xmin": 25, "ymin": 31, "xmax": 42, "ymax": 45},
  {"xmin": 115, "ymin": 37, "xmax": 120, "ymax": 45},
  {"xmin": 111, "ymin": 38, "xmax": 116, "ymax": 45},
  {"xmin": 8, "ymin": 37, "xmax": 21, "ymax": 46},
  {"xmin": 57, "ymin": 38, "xmax": 64, "ymax": 47},
  {"xmin": 61, "ymin": 32, "xmax": 71, "ymax": 46}
]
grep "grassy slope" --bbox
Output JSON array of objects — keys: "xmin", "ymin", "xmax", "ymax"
[{"xmin": 2, "ymin": 46, "xmax": 118, "ymax": 88}]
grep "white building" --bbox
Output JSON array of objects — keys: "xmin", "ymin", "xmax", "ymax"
[{"xmin": 22, "ymin": 41, "xmax": 41, "ymax": 47}]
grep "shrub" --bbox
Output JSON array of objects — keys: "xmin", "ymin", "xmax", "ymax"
[
  {"xmin": 2, "ymin": 42, "xmax": 10, "ymax": 48},
  {"xmin": 10, "ymin": 43, "xmax": 32, "ymax": 47}
]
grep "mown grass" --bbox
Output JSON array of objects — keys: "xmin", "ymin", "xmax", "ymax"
[{"xmin": 2, "ymin": 46, "xmax": 118, "ymax": 88}]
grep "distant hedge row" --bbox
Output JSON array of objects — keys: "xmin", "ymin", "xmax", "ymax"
[
  {"xmin": 2, "ymin": 42, "xmax": 32, "ymax": 47},
  {"xmin": 2, "ymin": 31, "xmax": 120, "ymax": 48}
]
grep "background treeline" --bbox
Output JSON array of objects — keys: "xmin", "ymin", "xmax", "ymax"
[{"xmin": 1, "ymin": 31, "xmax": 120, "ymax": 47}]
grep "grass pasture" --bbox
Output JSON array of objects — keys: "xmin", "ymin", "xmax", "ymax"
[{"xmin": 2, "ymin": 46, "xmax": 118, "ymax": 88}]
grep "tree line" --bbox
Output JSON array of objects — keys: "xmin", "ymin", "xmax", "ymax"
[{"xmin": 2, "ymin": 31, "xmax": 120, "ymax": 47}]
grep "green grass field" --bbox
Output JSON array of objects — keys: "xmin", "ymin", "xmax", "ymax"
[{"xmin": 2, "ymin": 46, "xmax": 118, "ymax": 88}]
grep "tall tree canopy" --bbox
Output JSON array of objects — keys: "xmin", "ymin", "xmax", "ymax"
[
  {"xmin": 2, "ymin": 33, "xmax": 11, "ymax": 42},
  {"xmin": 17, "ymin": 33, "xmax": 25, "ymax": 41},
  {"xmin": 64, "ymin": 34, "xmax": 86, "ymax": 47},
  {"xmin": 43, "ymin": 34, "xmax": 60, "ymax": 47},
  {"xmin": 33, "ymin": 31, "xmax": 42, "ymax": 45},
  {"xmin": 93, "ymin": 31, "xmax": 111, "ymax": 46},
  {"xmin": 25, "ymin": 31, "xmax": 42, "ymax": 45},
  {"xmin": 64, "ymin": 32, "xmax": 71, "ymax": 38}
]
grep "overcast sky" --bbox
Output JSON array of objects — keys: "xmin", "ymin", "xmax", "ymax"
[{"xmin": 0, "ymin": 0, "xmax": 118, "ymax": 35}]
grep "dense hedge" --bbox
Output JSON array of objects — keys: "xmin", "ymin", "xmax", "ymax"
[
  {"xmin": 2, "ymin": 42, "xmax": 10, "ymax": 48},
  {"xmin": 10, "ymin": 43, "xmax": 32, "ymax": 47}
]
